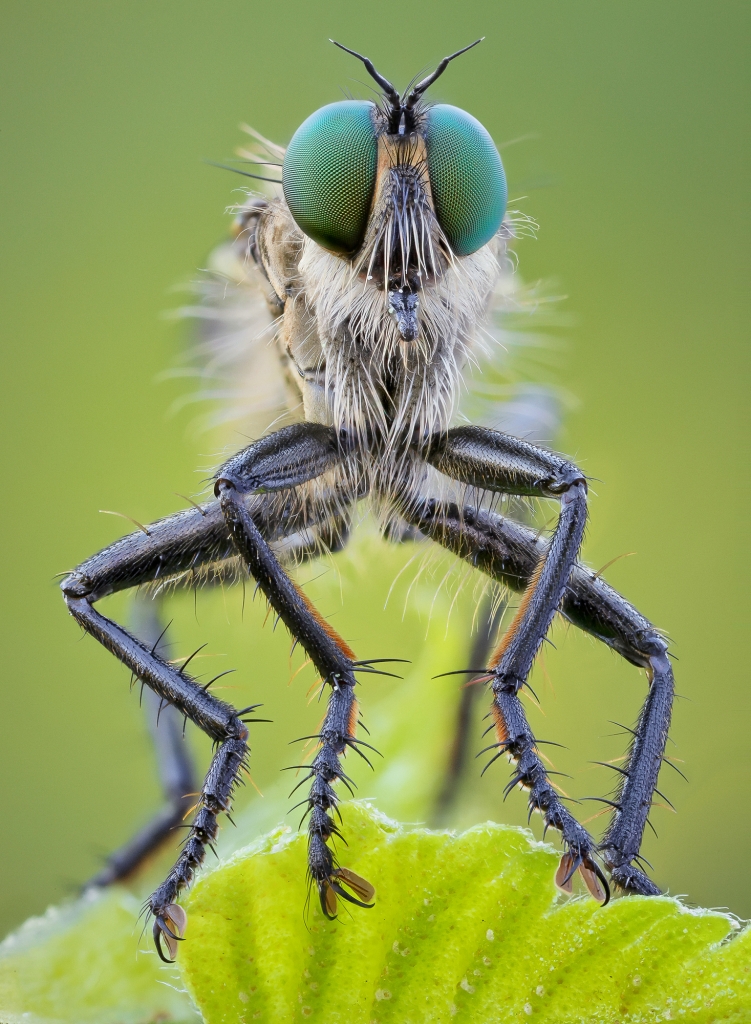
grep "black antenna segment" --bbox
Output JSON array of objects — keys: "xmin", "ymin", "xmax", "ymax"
[
  {"xmin": 330, "ymin": 41, "xmax": 401, "ymax": 107},
  {"xmin": 330, "ymin": 38, "xmax": 485, "ymax": 135},
  {"xmin": 405, "ymin": 39, "xmax": 484, "ymax": 109}
]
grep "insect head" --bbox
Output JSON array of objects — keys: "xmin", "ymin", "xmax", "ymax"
[{"xmin": 281, "ymin": 40, "xmax": 508, "ymax": 340}]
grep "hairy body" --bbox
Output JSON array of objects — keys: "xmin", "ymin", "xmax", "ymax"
[{"xmin": 61, "ymin": 44, "xmax": 673, "ymax": 962}]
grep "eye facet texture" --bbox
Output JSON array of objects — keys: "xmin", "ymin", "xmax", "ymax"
[
  {"xmin": 425, "ymin": 104, "xmax": 507, "ymax": 257},
  {"xmin": 283, "ymin": 101, "xmax": 378, "ymax": 255}
]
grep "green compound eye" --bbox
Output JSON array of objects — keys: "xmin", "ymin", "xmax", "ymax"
[
  {"xmin": 283, "ymin": 101, "xmax": 378, "ymax": 255},
  {"xmin": 425, "ymin": 104, "xmax": 507, "ymax": 257}
]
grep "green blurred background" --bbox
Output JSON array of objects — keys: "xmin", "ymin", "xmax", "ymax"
[{"xmin": 1, "ymin": 0, "xmax": 748, "ymax": 940}]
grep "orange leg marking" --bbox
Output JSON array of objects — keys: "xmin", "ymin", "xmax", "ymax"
[
  {"xmin": 491, "ymin": 702, "xmax": 509, "ymax": 747},
  {"xmin": 348, "ymin": 694, "xmax": 359, "ymax": 740},
  {"xmin": 293, "ymin": 581, "xmax": 357, "ymax": 661},
  {"xmin": 488, "ymin": 556, "xmax": 546, "ymax": 669}
]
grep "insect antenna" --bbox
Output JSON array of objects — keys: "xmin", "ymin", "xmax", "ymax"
[
  {"xmin": 331, "ymin": 38, "xmax": 485, "ymax": 133},
  {"xmin": 404, "ymin": 38, "xmax": 484, "ymax": 109},
  {"xmin": 329, "ymin": 40, "xmax": 400, "ymax": 107}
]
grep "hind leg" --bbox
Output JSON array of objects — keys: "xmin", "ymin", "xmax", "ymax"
[{"xmin": 431, "ymin": 595, "xmax": 507, "ymax": 827}]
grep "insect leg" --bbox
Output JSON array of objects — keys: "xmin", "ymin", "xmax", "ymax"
[
  {"xmin": 62, "ymin": 424, "xmax": 351, "ymax": 957},
  {"xmin": 406, "ymin": 497, "xmax": 671, "ymax": 896},
  {"xmin": 416, "ymin": 427, "xmax": 608, "ymax": 894},
  {"xmin": 64, "ymin": 583, "xmax": 250, "ymax": 960},
  {"xmin": 88, "ymin": 507, "xmax": 352, "ymax": 885},
  {"xmin": 215, "ymin": 462, "xmax": 375, "ymax": 921},
  {"xmin": 558, "ymin": 543, "xmax": 672, "ymax": 896},
  {"xmin": 431, "ymin": 595, "xmax": 506, "ymax": 826}
]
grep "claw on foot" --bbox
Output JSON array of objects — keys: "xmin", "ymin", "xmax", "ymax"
[
  {"xmin": 319, "ymin": 867, "xmax": 375, "ymax": 919},
  {"xmin": 153, "ymin": 903, "xmax": 187, "ymax": 963},
  {"xmin": 555, "ymin": 853, "xmax": 610, "ymax": 904}
]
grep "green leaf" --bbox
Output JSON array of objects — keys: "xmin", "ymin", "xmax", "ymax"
[
  {"xmin": 0, "ymin": 888, "xmax": 195, "ymax": 1024},
  {"xmin": 2, "ymin": 801, "xmax": 749, "ymax": 1023},
  {"xmin": 179, "ymin": 801, "xmax": 750, "ymax": 1024}
]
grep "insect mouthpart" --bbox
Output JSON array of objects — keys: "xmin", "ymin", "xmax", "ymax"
[
  {"xmin": 388, "ymin": 287, "xmax": 419, "ymax": 341},
  {"xmin": 360, "ymin": 143, "xmax": 446, "ymax": 343}
]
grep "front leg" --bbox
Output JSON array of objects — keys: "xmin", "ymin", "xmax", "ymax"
[
  {"xmin": 215, "ymin": 467, "xmax": 376, "ymax": 921},
  {"xmin": 425, "ymin": 428, "xmax": 673, "ymax": 896},
  {"xmin": 419, "ymin": 426, "xmax": 608, "ymax": 897}
]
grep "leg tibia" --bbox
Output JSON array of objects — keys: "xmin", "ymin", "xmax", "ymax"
[
  {"xmin": 488, "ymin": 481, "xmax": 587, "ymax": 689},
  {"xmin": 86, "ymin": 598, "xmax": 199, "ymax": 888},
  {"xmin": 64, "ymin": 596, "xmax": 244, "ymax": 743},
  {"xmin": 599, "ymin": 649, "xmax": 672, "ymax": 895},
  {"xmin": 216, "ymin": 481, "xmax": 373, "ymax": 919}
]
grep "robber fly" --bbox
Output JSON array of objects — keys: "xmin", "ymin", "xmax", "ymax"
[{"xmin": 61, "ymin": 41, "xmax": 673, "ymax": 962}]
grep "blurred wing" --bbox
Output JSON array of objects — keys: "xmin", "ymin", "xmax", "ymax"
[
  {"xmin": 172, "ymin": 238, "xmax": 296, "ymax": 441},
  {"xmin": 170, "ymin": 129, "xmax": 295, "ymax": 444},
  {"xmin": 459, "ymin": 222, "xmax": 571, "ymax": 446}
]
